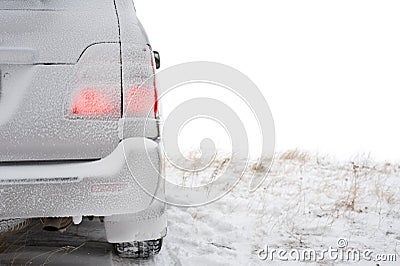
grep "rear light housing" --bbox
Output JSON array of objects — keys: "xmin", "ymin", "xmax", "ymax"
[
  {"xmin": 66, "ymin": 44, "xmax": 121, "ymax": 120},
  {"xmin": 124, "ymin": 82, "xmax": 158, "ymax": 118},
  {"xmin": 123, "ymin": 45, "xmax": 158, "ymax": 118},
  {"xmin": 72, "ymin": 88, "xmax": 120, "ymax": 117},
  {"xmin": 125, "ymin": 85, "xmax": 157, "ymax": 115},
  {"xmin": 67, "ymin": 44, "xmax": 158, "ymax": 120}
]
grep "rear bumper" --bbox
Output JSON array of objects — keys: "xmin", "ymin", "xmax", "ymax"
[{"xmin": 0, "ymin": 138, "xmax": 163, "ymax": 219}]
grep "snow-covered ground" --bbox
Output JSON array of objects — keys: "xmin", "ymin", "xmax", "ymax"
[
  {"xmin": 1, "ymin": 151, "xmax": 399, "ymax": 265},
  {"xmin": 159, "ymin": 151, "xmax": 400, "ymax": 265}
]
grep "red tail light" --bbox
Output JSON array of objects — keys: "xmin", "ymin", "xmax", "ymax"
[
  {"xmin": 122, "ymin": 45, "xmax": 159, "ymax": 118},
  {"xmin": 154, "ymin": 87, "xmax": 159, "ymax": 114},
  {"xmin": 126, "ymin": 85, "xmax": 158, "ymax": 116},
  {"xmin": 72, "ymin": 89, "xmax": 119, "ymax": 116}
]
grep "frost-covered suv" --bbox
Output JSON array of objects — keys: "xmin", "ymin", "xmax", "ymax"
[{"xmin": 0, "ymin": 0, "xmax": 166, "ymax": 258}]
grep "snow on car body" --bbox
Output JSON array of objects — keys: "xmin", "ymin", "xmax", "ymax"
[{"xmin": 0, "ymin": 0, "xmax": 166, "ymax": 257}]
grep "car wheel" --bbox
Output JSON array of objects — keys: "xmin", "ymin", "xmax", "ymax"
[{"xmin": 114, "ymin": 238, "xmax": 163, "ymax": 259}]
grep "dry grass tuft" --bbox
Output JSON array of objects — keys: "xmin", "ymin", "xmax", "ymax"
[
  {"xmin": 279, "ymin": 150, "xmax": 311, "ymax": 163},
  {"xmin": 251, "ymin": 162, "xmax": 265, "ymax": 173}
]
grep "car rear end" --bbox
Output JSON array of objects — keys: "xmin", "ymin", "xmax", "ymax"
[{"xmin": 0, "ymin": 0, "xmax": 166, "ymax": 245}]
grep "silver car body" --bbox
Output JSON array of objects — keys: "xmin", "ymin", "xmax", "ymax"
[{"xmin": 0, "ymin": 0, "xmax": 166, "ymax": 243}]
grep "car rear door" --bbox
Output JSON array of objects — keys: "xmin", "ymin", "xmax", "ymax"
[{"xmin": 0, "ymin": 0, "xmax": 123, "ymax": 162}]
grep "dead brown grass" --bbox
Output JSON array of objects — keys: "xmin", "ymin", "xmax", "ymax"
[{"xmin": 279, "ymin": 150, "xmax": 311, "ymax": 163}]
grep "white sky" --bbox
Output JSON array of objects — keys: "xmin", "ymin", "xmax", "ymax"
[{"xmin": 135, "ymin": 0, "xmax": 400, "ymax": 162}]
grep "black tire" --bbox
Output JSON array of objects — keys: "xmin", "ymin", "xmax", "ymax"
[{"xmin": 114, "ymin": 238, "xmax": 163, "ymax": 259}]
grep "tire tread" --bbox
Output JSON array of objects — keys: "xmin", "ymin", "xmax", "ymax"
[{"xmin": 115, "ymin": 238, "xmax": 163, "ymax": 259}]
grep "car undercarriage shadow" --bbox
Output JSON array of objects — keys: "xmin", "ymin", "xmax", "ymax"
[{"xmin": 0, "ymin": 219, "xmax": 115, "ymax": 265}]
